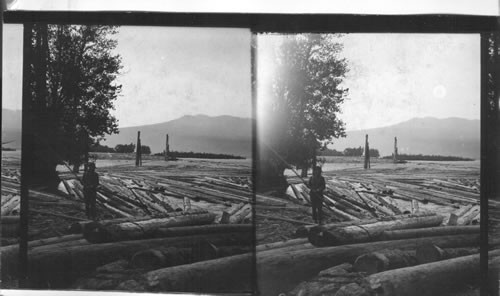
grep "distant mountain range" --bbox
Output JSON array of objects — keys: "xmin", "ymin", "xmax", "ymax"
[
  {"xmin": 329, "ymin": 117, "xmax": 480, "ymax": 159},
  {"xmin": 1, "ymin": 109, "xmax": 480, "ymax": 159},
  {"xmin": 103, "ymin": 115, "xmax": 253, "ymax": 158}
]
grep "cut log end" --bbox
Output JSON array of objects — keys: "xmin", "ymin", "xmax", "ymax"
[{"xmin": 416, "ymin": 243, "xmax": 444, "ymax": 264}]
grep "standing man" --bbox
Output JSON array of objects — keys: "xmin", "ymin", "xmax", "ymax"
[
  {"xmin": 83, "ymin": 162, "xmax": 99, "ymax": 220},
  {"xmin": 308, "ymin": 166, "xmax": 326, "ymax": 224}
]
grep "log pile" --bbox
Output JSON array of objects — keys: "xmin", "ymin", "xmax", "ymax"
[{"xmin": 2, "ymin": 157, "xmax": 256, "ymax": 292}]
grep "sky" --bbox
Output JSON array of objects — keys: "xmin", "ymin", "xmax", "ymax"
[
  {"xmin": 2, "ymin": 28, "xmax": 481, "ymax": 130},
  {"xmin": 2, "ymin": 25, "xmax": 252, "ymax": 127},
  {"xmin": 256, "ymin": 33, "xmax": 480, "ymax": 131}
]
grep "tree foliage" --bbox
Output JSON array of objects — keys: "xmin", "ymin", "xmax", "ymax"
[
  {"xmin": 141, "ymin": 145, "xmax": 151, "ymax": 155},
  {"xmin": 258, "ymin": 34, "xmax": 349, "ymax": 188},
  {"xmin": 28, "ymin": 24, "xmax": 122, "ymax": 185},
  {"xmin": 115, "ymin": 143, "xmax": 135, "ymax": 154}
]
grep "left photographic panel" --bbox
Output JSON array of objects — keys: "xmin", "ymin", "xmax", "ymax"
[{"xmin": 2, "ymin": 23, "xmax": 254, "ymax": 293}]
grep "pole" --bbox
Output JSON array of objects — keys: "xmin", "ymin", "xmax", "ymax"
[
  {"xmin": 136, "ymin": 131, "xmax": 141, "ymax": 166},
  {"xmin": 364, "ymin": 134, "xmax": 370, "ymax": 169},
  {"xmin": 165, "ymin": 134, "xmax": 169, "ymax": 161},
  {"xmin": 394, "ymin": 137, "xmax": 398, "ymax": 163}
]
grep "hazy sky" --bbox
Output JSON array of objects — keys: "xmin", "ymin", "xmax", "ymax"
[
  {"xmin": 2, "ymin": 25, "xmax": 252, "ymax": 127},
  {"xmin": 257, "ymin": 33, "xmax": 480, "ymax": 131},
  {"xmin": 3, "ymin": 28, "xmax": 481, "ymax": 130}
]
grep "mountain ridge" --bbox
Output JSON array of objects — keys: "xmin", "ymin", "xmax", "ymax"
[{"xmin": 330, "ymin": 117, "xmax": 480, "ymax": 159}]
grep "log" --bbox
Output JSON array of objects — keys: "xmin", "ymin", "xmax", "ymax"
[
  {"xmin": 1, "ymin": 234, "xmax": 85, "ymax": 281},
  {"xmin": 309, "ymin": 215, "xmax": 444, "ymax": 246},
  {"xmin": 117, "ymin": 253, "xmax": 255, "ymax": 293},
  {"xmin": 361, "ymin": 250, "xmax": 500, "ymax": 296},
  {"xmin": 2, "ymin": 223, "xmax": 19, "ymax": 237},
  {"xmin": 1, "ymin": 195, "xmax": 20, "ymax": 215},
  {"xmin": 27, "ymin": 232, "xmax": 253, "ymax": 289},
  {"xmin": 295, "ymin": 218, "xmax": 380, "ymax": 237},
  {"xmin": 415, "ymin": 243, "xmax": 479, "ymax": 264},
  {"xmin": 380, "ymin": 225, "xmax": 480, "ymax": 240},
  {"xmin": 288, "ymin": 263, "xmax": 364, "ymax": 296},
  {"xmin": 130, "ymin": 243, "xmax": 252, "ymax": 269},
  {"xmin": 1, "ymin": 215, "xmax": 20, "ymax": 224},
  {"xmin": 256, "ymin": 234, "xmax": 479, "ymax": 296},
  {"xmin": 155, "ymin": 224, "xmax": 252, "ymax": 238},
  {"xmin": 229, "ymin": 203, "xmax": 252, "ymax": 224},
  {"xmin": 84, "ymin": 211, "xmax": 216, "ymax": 243},
  {"xmin": 256, "ymin": 213, "xmax": 314, "ymax": 225},
  {"xmin": 255, "ymin": 238, "xmax": 309, "ymax": 252},
  {"xmin": 68, "ymin": 210, "xmax": 208, "ymax": 233},
  {"xmin": 220, "ymin": 202, "xmax": 245, "ymax": 224},
  {"xmin": 353, "ymin": 249, "xmax": 417, "ymax": 275},
  {"xmin": 29, "ymin": 208, "xmax": 88, "ymax": 221}
]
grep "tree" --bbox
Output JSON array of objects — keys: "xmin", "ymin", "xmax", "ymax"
[
  {"xmin": 28, "ymin": 24, "xmax": 122, "ymax": 187},
  {"xmin": 141, "ymin": 145, "xmax": 151, "ymax": 155},
  {"xmin": 115, "ymin": 143, "xmax": 135, "ymax": 153},
  {"xmin": 257, "ymin": 34, "xmax": 349, "ymax": 190},
  {"xmin": 343, "ymin": 147, "xmax": 363, "ymax": 157},
  {"xmin": 369, "ymin": 149, "xmax": 380, "ymax": 158}
]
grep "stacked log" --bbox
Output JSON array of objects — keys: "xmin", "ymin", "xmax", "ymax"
[
  {"xmin": 257, "ymin": 234, "xmax": 479, "ymax": 295},
  {"xmin": 83, "ymin": 210, "xmax": 216, "ymax": 243},
  {"xmin": 27, "ymin": 232, "xmax": 253, "ymax": 288},
  {"xmin": 354, "ymin": 250, "xmax": 500, "ymax": 296},
  {"xmin": 1, "ymin": 215, "xmax": 20, "ymax": 237},
  {"xmin": 308, "ymin": 214, "xmax": 444, "ymax": 246}
]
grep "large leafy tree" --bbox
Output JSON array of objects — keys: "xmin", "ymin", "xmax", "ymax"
[
  {"xmin": 257, "ymin": 34, "xmax": 349, "ymax": 190},
  {"xmin": 27, "ymin": 24, "xmax": 122, "ymax": 187}
]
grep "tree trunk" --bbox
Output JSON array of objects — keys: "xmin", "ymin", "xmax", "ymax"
[
  {"xmin": 308, "ymin": 215, "xmax": 444, "ymax": 246},
  {"xmin": 27, "ymin": 232, "xmax": 252, "ymax": 289},
  {"xmin": 256, "ymin": 234, "xmax": 479, "ymax": 296},
  {"xmin": 83, "ymin": 211, "xmax": 216, "ymax": 243},
  {"xmin": 361, "ymin": 250, "xmax": 500, "ymax": 296},
  {"xmin": 380, "ymin": 225, "xmax": 479, "ymax": 240}
]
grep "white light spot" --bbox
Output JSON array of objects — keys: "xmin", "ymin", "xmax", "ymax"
[{"xmin": 433, "ymin": 85, "xmax": 447, "ymax": 98}]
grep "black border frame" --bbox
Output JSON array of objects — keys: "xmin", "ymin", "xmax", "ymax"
[{"xmin": 3, "ymin": 10, "xmax": 499, "ymax": 295}]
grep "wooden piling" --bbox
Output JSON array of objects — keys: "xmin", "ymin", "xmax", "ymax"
[
  {"xmin": 393, "ymin": 137, "xmax": 398, "ymax": 163},
  {"xmin": 135, "ymin": 131, "xmax": 142, "ymax": 167},
  {"xmin": 364, "ymin": 134, "xmax": 370, "ymax": 169}
]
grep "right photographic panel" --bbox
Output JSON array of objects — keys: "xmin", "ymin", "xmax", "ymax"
[{"xmin": 254, "ymin": 33, "xmax": 484, "ymax": 296}]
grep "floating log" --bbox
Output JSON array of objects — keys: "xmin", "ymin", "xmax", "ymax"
[
  {"xmin": 295, "ymin": 218, "xmax": 380, "ymax": 237},
  {"xmin": 415, "ymin": 243, "xmax": 479, "ymax": 264},
  {"xmin": 155, "ymin": 224, "xmax": 252, "ymax": 238},
  {"xmin": 255, "ymin": 238, "xmax": 309, "ymax": 252},
  {"xmin": 256, "ymin": 234, "xmax": 479, "ymax": 296},
  {"xmin": 256, "ymin": 213, "xmax": 314, "ymax": 225},
  {"xmin": 1, "ymin": 195, "xmax": 20, "ymax": 216},
  {"xmin": 1, "ymin": 234, "xmax": 85, "ymax": 281},
  {"xmin": 288, "ymin": 263, "xmax": 363, "ymax": 296},
  {"xmin": 130, "ymin": 243, "xmax": 252, "ymax": 269},
  {"xmin": 117, "ymin": 253, "xmax": 254, "ymax": 293},
  {"xmin": 229, "ymin": 204, "xmax": 252, "ymax": 224},
  {"xmin": 84, "ymin": 211, "xmax": 216, "ymax": 243},
  {"xmin": 380, "ymin": 225, "xmax": 480, "ymax": 240},
  {"xmin": 353, "ymin": 249, "xmax": 418, "ymax": 275},
  {"xmin": 309, "ymin": 215, "xmax": 444, "ymax": 246},
  {"xmin": 220, "ymin": 203, "xmax": 245, "ymax": 224},
  {"xmin": 361, "ymin": 250, "xmax": 500, "ymax": 296},
  {"xmin": 27, "ymin": 232, "xmax": 253, "ymax": 289}
]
